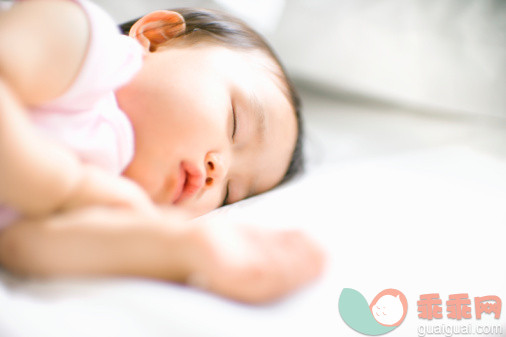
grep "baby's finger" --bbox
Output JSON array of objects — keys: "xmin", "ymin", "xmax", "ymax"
[
  {"xmin": 272, "ymin": 230, "xmax": 325, "ymax": 292},
  {"xmin": 290, "ymin": 230, "xmax": 325, "ymax": 280}
]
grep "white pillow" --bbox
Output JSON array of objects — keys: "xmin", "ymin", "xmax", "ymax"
[{"xmin": 270, "ymin": 0, "xmax": 506, "ymax": 117}]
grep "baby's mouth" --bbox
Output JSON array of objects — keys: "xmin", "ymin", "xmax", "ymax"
[{"xmin": 172, "ymin": 162, "xmax": 204, "ymax": 205}]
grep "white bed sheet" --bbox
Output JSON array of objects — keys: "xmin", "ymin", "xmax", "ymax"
[{"xmin": 1, "ymin": 92, "xmax": 505, "ymax": 337}]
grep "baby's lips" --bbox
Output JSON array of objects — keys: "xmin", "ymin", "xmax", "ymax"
[{"xmin": 174, "ymin": 161, "xmax": 205, "ymax": 204}]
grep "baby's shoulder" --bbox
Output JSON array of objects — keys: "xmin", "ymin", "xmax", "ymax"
[
  {"xmin": 42, "ymin": 0, "xmax": 144, "ymax": 111},
  {"xmin": 0, "ymin": 0, "xmax": 89, "ymax": 106}
]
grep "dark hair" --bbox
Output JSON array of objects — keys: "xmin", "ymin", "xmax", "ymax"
[{"xmin": 119, "ymin": 8, "xmax": 303, "ymax": 186}]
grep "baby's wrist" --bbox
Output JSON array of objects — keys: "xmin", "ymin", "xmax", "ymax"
[
  {"xmin": 58, "ymin": 165, "xmax": 90, "ymax": 211},
  {"xmin": 59, "ymin": 165, "xmax": 155, "ymax": 213},
  {"xmin": 175, "ymin": 220, "xmax": 214, "ymax": 287},
  {"xmin": 151, "ymin": 208, "xmax": 204, "ymax": 283}
]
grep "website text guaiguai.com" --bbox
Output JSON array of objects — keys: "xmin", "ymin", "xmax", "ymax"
[{"xmin": 417, "ymin": 324, "xmax": 502, "ymax": 337}]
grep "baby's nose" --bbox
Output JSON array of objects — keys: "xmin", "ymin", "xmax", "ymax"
[{"xmin": 204, "ymin": 152, "xmax": 227, "ymax": 187}]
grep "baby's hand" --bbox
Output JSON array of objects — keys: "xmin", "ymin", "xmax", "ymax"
[
  {"xmin": 182, "ymin": 220, "xmax": 325, "ymax": 303},
  {"xmin": 61, "ymin": 165, "xmax": 157, "ymax": 216}
]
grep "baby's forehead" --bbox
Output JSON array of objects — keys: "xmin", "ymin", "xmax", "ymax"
[
  {"xmin": 162, "ymin": 40, "xmax": 293, "ymax": 122},
  {"xmin": 168, "ymin": 39, "xmax": 282, "ymax": 75},
  {"xmin": 205, "ymin": 44, "xmax": 287, "ymax": 97}
]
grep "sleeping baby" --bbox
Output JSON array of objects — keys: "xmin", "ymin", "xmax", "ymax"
[{"xmin": 0, "ymin": 0, "xmax": 323, "ymax": 303}]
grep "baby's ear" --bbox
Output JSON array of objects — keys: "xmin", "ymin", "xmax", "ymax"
[{"xmin": 129, "ymin": 10, "xmax": 186, "ymax": 52}]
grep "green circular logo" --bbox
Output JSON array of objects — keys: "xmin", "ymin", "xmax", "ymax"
[{"xmin": 339, "ymin": 288, "xmax": 408, "ymax": 335}]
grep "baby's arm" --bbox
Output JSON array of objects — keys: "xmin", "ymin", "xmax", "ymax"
[
  {"xmin": 0, "ymin": 206, "xmax": 324, "ymax": 303},
  {"xmin": 0, "ymin": 1, "xmax": 155, "ymax": 217},
  {"xmin": 0, "ymin": 77, "xmax": 83, "ymax": 216},
  {"xmin": 0, "ymin": 77, "xmax": 155, "ymax": 218}
]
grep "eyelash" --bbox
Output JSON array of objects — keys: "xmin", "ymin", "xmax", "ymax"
[
  {"xmin": 231, "ymin": 106, "xmax": 237, "ymax": 139},
  {"xmin": 222, "ymin": 106, "xmax": 236, "ymax": 207}
]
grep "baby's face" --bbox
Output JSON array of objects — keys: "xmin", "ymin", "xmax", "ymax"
[
  {"xmin": 371, "ymin": 294, "xmax": 404, "ymax": 326},
  {"xmin": 116, "ymin": 44, "xmax": 297, "ymax": 216}
]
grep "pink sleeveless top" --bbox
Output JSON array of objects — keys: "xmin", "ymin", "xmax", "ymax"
[{"xmin": 0, "ymin": 0, "xmax": 144, "ymax": 228}]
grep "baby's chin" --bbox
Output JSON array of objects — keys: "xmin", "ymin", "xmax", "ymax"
[{"xmin": 171, "ymin": 199, "xmax": 221, "ymax": 219}]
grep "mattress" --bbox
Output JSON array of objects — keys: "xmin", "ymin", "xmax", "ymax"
[{"xmin": 0, "ymin": 89, "xmax": 505, "ymax": 337}]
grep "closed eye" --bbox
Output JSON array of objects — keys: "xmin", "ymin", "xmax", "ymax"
[
  {"xmin": 232, "ymin": 105, "xmax": 237, "ymax": 139},
  {"xmin": 221, "ymin": 104, "xmax": 236, "ymax": 207}
]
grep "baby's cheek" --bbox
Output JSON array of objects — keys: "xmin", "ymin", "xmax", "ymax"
[{"xmin": 179, "ymin": 196, "xmax": 221, "ymax": 218}]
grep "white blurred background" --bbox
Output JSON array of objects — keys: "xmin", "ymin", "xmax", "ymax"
[
  {"xmin": 1, "ymin": 2, "xmax": 505, "ymax": 336},
  {"xmin": 93, "ymin": 0, "xmax": 506, "ymax": 173},
  {"xmin": 95, "ymin": 0, "xmax": 506, "ymax": 118}
]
